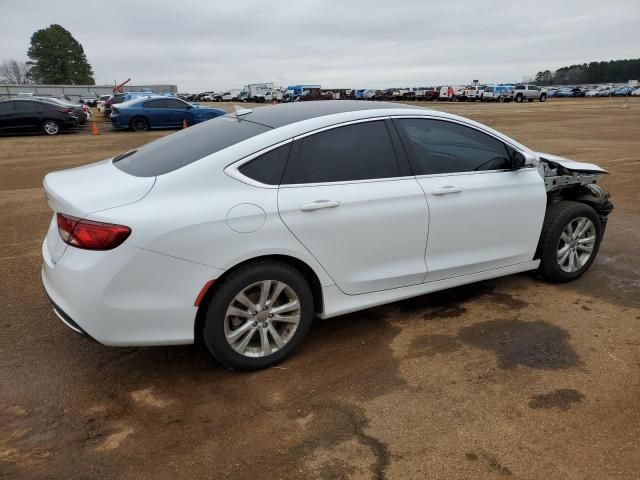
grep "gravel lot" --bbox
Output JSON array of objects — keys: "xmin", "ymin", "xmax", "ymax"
[{"xmin": 1, "ymin": 98, "xmax": 639, "ymax": 480}]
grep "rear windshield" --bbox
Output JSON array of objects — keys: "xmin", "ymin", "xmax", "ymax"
[{"xmin": 113, "ymin": 116, "xmax": 271, "ymax": 176}]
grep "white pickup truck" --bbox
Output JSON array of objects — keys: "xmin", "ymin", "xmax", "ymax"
[{"xmin": 513, "ymin": 84, "xmax": 548, "ymax": 102}]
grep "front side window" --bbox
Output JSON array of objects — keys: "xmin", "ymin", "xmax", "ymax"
[
  {"xmin": 395, "ymin": 118, "xmax": 512, "ymax": 175},
  {"xmin": 165, "ymin": 99, "xmax": 188, "ymax": 109},
  {"xmin": 286, "ymin": 121, "xmax": 399, "ymax": 184}
]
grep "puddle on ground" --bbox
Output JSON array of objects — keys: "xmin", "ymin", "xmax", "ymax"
[{"xmin": 528, "ymin": 389, "xmax": 586, "ymax": 411}]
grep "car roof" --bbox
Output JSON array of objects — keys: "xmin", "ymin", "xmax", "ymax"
[{"xmin": 236, "ymin": 100, "xmax": 420, "ymax": 128}]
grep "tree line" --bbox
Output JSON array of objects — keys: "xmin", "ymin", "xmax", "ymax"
[{"xmin": 534, "ymin": 59, "xmax": 640, "ymax": 86}]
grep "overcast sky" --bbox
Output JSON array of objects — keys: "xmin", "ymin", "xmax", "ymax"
[{"xmin": 2, "ymin": 0, "xmax": 639, "ymax": 91}]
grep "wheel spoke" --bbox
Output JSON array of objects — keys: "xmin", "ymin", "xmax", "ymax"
[
  {"xmin": 235, "ymin": 292, "xmax": 258, "ymax": 312},
  {"xmin": 558, "ymin": 248, "xmax": 571, "ymax": 265},
  {"xmin": 576, "ymin": 244, "xmax": 593, "ymax": 253},
  {"xmin": 557, "ymin": 244, "xmax": 570, "ymax": 259},
  {"xmin": 576, "ymin": 219, "xmax": 592, "ymax": 238},
  {"xmin": 226, "ymin": 306, "xmax": 252, "ymax": 319},
  {"xmin": 565, "ymin": 221, "xmax": 574, "ymax": 237},
  {"xmin": 226, "ymin": 320, "xmax": 254, "ymax": 342},
  {"xmin": 267, "ymin": 324, "xmax": 285, "ymax": 349},
  {"xmin": 572, "ymin": 218, "xmax": 585, "ymax": 239},
  {"xmin": 272, "ymin": 314, "xmax": 300, "ymax": 325},
  {"xmin": 267, "ymin": 281, "xmax": 287, "ymax": 308},
  {"xmin": 560, "ymin": 231, "xmax": 571, "ymax": 243},
  {"xmin": 577, "ymin": 235, "xmax": 595, "ymax": 245},
  {"xmin": 259, "ymin": 327, "xmax": 272, "ymax": 356},
  {"xmin": 568, "ymin": 251, "xmax": 577, "ymax": 271},
  {"xmin": 270, "ymin": 300, "xmax": 299, "ymax": 315},
  {"xmin": 234, "ymin": 328, "xmax": 256, "ymax": 354},
  {"xmin": 258, "ymin": 281, "xmax": 271, "ymax": 309}
]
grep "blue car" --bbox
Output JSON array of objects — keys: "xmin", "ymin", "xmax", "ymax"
[
  {"xmin": 613, "ymin": 86, "xmax": 634, "ymax": 96},
  {"xmin": 110, "ymin": 96, "xmax": 225, "ymax": 131}
]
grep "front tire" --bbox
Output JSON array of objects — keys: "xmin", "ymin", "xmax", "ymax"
[
  {"xmin": 537, "ymin": 201, "xmax": 602, "ymax": 282},
  {"xmin": 539, "ymin": 94, "xmax": 547, "ymax": 102},
  {"xmin": 202, "ymin": 260, "xmax": 314, "ymax": 370}
]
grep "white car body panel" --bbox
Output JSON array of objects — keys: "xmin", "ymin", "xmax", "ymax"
[
  {"xmin": 416, "ymin": 168, "xmax": 546, "ymax": 281},
  {"xmin": 278, "ymin": 177, "xmax": 429, "ymax": 294},
  {"xmin": 40, "ymin": 102, "xmax": 606, "ymax": 347}
]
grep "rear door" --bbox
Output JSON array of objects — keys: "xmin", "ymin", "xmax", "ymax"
[
  {"xmin": 278, "ymin": 119, "xmax": 429, "ymax": 295},
  {"xmin": 0, "ymin": 101, "xmax": 15, "ymax": 130},
  {"xmin": 394, "ymin": 117, "xmax": 546, "ymax": 282}
]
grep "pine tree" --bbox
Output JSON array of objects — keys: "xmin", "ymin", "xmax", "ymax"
[{"xmin": 27, "ymin": 24, "xmax": 95, "ymax": 85}]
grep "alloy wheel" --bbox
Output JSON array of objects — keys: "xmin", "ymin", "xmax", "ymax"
[
  {"xmin": 224, "ymin": 280, "xmax": 301, "ymax": 357},
  {"xmin": 43, "ymin": 120, "xmax": 60, "ymax": 135},
  {"xmin": 557, "ymin": 217, "xmax": 596, "ymax": 273}
]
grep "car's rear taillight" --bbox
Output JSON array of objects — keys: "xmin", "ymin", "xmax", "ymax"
[{"xmin": 56, "ymin": 213, "xmax": 131, "ymax": 250}]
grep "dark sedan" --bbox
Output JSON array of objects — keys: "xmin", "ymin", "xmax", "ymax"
[{"xmin": 0, "ymin": 98, "xmax": 78, "ymax": 135}]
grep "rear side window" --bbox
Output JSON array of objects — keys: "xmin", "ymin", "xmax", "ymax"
[
  {"xmin": 238, "ymin": 143, "xmax": 292, "ymax": 185},
  {"xmin": 0, "ymin": 102, "xmax": 14, "ymax": 114},
  {"xmin": 395, "ymin": 118, "xmax": 512, "ymax": 174},
  {"xmin": 114, "ymin": 117, "xmax": 271, "ymax": 176},
  {"xmin": 286, "ymin": 121, "xmax": 399, "ymax": 184},
  {"xmin": 143, "ymin": 99, "xmax": 167, "ymax": 108},
  {"xmin": 13, "ymin": 101, "xmax": 36, "ymax": 113}
]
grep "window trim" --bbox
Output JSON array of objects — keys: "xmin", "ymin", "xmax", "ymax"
[
  {"xmin": 280, "ymin": 117, "xmax": 412, "ymax": 187},
  {"xmin": 223, "ymin": 139, "xmax": 294, "ymax": 189},
  {"xmin": 390, "ymin": 115, "xmax": 532, "ymax": 178}
]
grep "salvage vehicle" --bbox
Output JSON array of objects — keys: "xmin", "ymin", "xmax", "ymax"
[
  {"xmin": 513, "ymin": 84, "xmax": 547, "ymax": 102},
  {"xmin": 0, "ymin": 98, "xmax": 78, "ymax": 135},
  {"xmin": 110, "ymin": 96, "xmax": 225, "ymax": 131},
  {"xmin": 41, "ymin": 101, "xmax": 613, "ymax": 370}
]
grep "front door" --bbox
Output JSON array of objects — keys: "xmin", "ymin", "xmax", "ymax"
[
  {"xmin": 278, "ymin": 119, "xmax": 429, "ymax": 295},
  {"xmin": 393, "ymin": 117, "xmax": 547, "ymax": 282}
]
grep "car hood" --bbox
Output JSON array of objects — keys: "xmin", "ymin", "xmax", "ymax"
[{"xmin": 536, "ymin": 152, "xmax": 607, "ymax": 173}]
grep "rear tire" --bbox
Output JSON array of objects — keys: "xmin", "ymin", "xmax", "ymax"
[
  {"xmin": 41, "ymin": 119, "xmax": 61, "ymax": 135},
  {"xmin": 539, "ymin": 94, "xmax": 547, "ymax": 102},
  {"xmin": 202, "ymin": 260, "xmax": 314, "ymax": 370},
  {"xmin": 537, "ymin": 201, "xmax": 602, "ymax": 283},
  {"xmin": 129, "ymin": 116, "xmax": 149, "ymax": 131}
]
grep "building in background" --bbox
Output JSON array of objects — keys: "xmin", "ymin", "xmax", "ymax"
[{"xmin": 0, "ymin": 84, "xmax": 178, "ymax": 101}]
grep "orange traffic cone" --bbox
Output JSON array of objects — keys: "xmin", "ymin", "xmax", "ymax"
[
  {"xmin": 182, "ymin": 119, "xmax": 188, "ymax": 129},
  {"xmin": 91, "ymin": 121, "xmax": 100, "ymax": 135}
]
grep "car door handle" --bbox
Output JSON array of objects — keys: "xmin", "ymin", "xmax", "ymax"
[
  {"xmin": 431, "ymin": 186, "xmax": 462, "ymax": 196},
  {"xmin": 300, "ymin": 200, "xmax": 341, "ymax": 212}
]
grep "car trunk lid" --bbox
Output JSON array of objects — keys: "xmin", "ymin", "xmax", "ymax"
[{"xmin": 43, "ymin": 159, "xmax": 155, "ymax": 262}]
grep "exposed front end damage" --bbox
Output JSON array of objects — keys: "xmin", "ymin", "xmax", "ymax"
[{"xmin": 537, "ymin": 152, "xmax": 614, "ymax": 232}]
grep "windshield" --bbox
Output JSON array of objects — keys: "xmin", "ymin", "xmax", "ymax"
[{"xmin": 114, "ymin": 115, "xmax": 271, "ymax": 177}]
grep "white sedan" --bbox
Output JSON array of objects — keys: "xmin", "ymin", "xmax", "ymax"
[{"xmin": 41, "ymin": 101, "xmax": 613, "ymax": 370}]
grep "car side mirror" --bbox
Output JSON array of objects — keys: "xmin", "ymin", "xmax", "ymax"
[{"xmin": 512, "ymin": 151, "xmax": 536, "ymax": 169}]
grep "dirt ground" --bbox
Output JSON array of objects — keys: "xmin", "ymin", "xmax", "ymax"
[{"xmin": 1, "ymin": 98, "xmax": 639, "ymax": 480}]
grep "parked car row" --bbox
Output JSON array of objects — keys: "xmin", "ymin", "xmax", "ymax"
[
  {"xmin": 0, "ymin": 98, "xmax": 86, "ymax": 135},
  {"xmin": 548, "ymin": 84, "xmax": 639, "ymax": 98}
]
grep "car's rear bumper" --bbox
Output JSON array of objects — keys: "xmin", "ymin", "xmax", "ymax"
[{"xmin": 41, "ymin": 235, "xmax": 223, "ymax": 346}]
